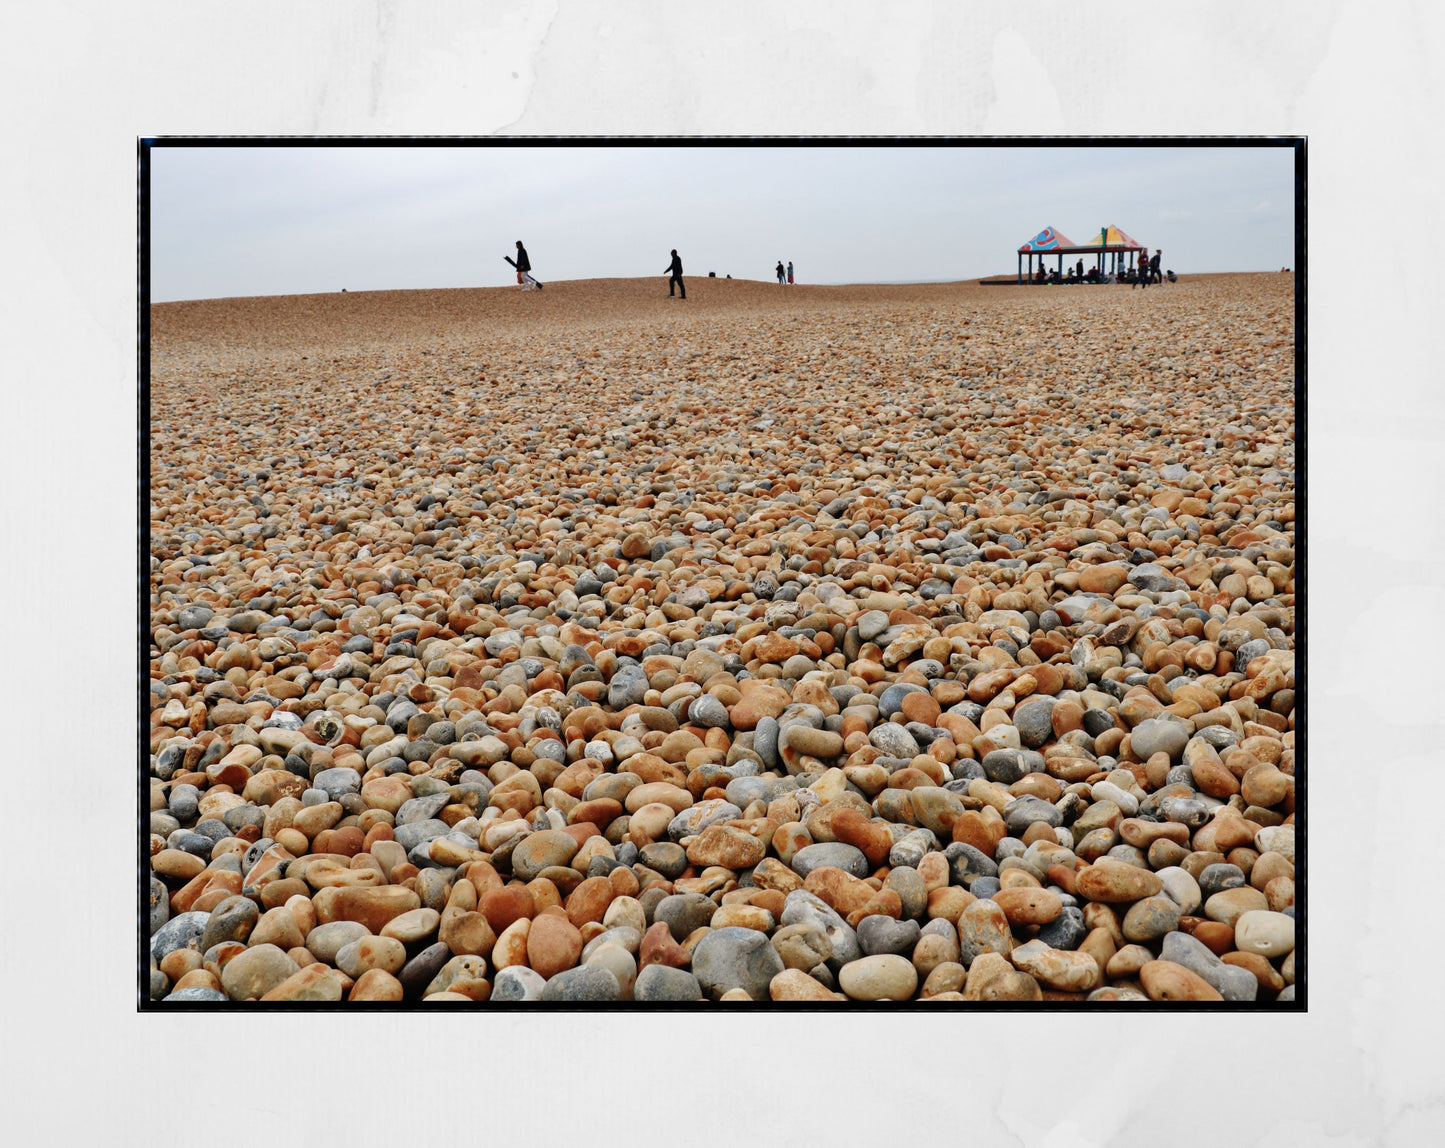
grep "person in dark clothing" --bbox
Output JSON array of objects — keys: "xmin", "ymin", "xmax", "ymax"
[
  {"xmin": 1076, "ymin": 258, "xmax": 1084, "ymax": 280},
  {"xmin": 776, "ymin": 260, "xmax": 786, "ymax": 284},
  {"xmin": 1150, "ymin": 251, "xmax": 1162, "ymax": 284},
  {"xmin": 1135, "ymin": 248, "xmax": 1149, "ymax": 290},
  {"xmin": 511, "ymin": 240, "xmax": 542, "ymax": 289},
  {"xmin": 666, "ymin": 249, "xmax": 685, "ymax": 298}
]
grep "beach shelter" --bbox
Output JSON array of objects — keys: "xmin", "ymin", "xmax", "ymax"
[
  {"xmin": 1066, "ymin": 224, "xmax": 1146, "ymax": 277},
  {"xmin": 1017, "ymin": 226, "xmax": 1077, "ymax": 283}
]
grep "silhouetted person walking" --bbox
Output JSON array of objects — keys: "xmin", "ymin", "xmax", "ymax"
[
  {"xmin": 507, "ymin": 240, "xmax": 541, "ymax": 289},
  {"xmin": 776, "ymin": 261, "xmax": 786, "ymax": 285},
  {"xmin": 1150, "ymin": 250, "xmax": 1162, "ymax": 285},
  {"xmin": 666, "ymin": 249, "xmax": 685, "ymax": 299}
]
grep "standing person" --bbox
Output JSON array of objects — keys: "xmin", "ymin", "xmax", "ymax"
[
  {"xmin": 665, "ymin": 249, "xmax": 685, "ymax": 299},
  {"xmin": 514, "ymin": 240, "xmax": 531, "ymax": 287},
  {"xmin": 1150, "ymin": 250, "xmax": 1162, "ymax": 284},
  {"xmin": 787, "ymin": 260, "xmax": 794, "ymax": 285},
  {"xmin": 1134, "ymin": 248, "xmax": 1149, "ymax": 290},
  {"xmin": 775, "ymin": 260, "xmax": 786, "ymax": 285}
]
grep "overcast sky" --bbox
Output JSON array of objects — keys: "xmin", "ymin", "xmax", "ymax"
[{"xmin": 148, "ymin": 143, "xmax": 1296, "ymax": 300}]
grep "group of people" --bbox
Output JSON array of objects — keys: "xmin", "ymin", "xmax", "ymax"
[
  {"xmin": 511, "ymin": 241, "xmax": 797, "ymax": 299},
  {"xmin": 1131, "ymin": 248, "xmax": 1165, "ymax": 289},
  {"xmin": 1030, "ymin": 247, "xmax": 1173, "ymax": 288}
]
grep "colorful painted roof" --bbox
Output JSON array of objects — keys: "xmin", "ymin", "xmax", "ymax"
[
  {"xmin": 1018, "ymin": 226, "xmax": 1076, "ymax": 253},
  {"xmin": 1068, "ymin": 224, "xmax": 1143, "ymax": 250}
]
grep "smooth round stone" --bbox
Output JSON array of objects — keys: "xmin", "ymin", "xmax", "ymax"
[
  {"xmin": 888, "ymin": 829, "xmax": 940, "ymax": 870},
  {"xmin": 1076, "ymin": 862, "xmax": 1162, "ymax": 903},
  {"xmin": 886, "ymin": 866, "xmax": 927, "ymax": 920},
  {"xmin": 491, "ymin": 966, "xmax": 547, "ymax": 1001},
  {"xmin": 1004, "ymin": 795, "xmax": 1063, "ymax": 837},
  {"xmin": 306, "ymin": 921, "xmax": 371, "ymax": 963},
  {"xmin": 584, "ymin": 942, "xmax": 639, "ymax": 999},
  {"xmin": 791, "ymin": 842, "xmax": 869, "ymax": 879},
  {"xmin": 958, "ymin": 899, "xmax": 1013, "ymax": 967},
  {"xmin": 169, "ymin": 786, "xmax": 200, "ymax": 823},
  {"xmin": 772, "ymin": 921, "xmax": 834, "ymax": 970},
  {"xmin": 220, "ymin": 944, "xmax": 298, "ymax": 1000},
  {"xmin": 655, "ymin": 892, "xmax": 719, "ymax": 941},
  {"xmin": 1139, "ymin": 959, "xmax": 1224, "ymax": 1002},
  {"xmin": 1205, "ymin": 885, "xmax": 1269, "ymax": 927},
  {"xmin": 634, "ymin": 964, "xmax": 704, "ymax": 1002},
  {"xmin": 1013, "ymin": 698, "xmax": 1056, "ymax": 748},
  {"xmin": 869, "ymin": 724, "xmax": 921, "ymax": 759},
  {"xmin": 1234, "ymin": 910, "xmax": 1295, "ymax": 958},
  {"xmin": 149, "ymin": 876, "xmax": 171, "ymax": 935},
  {"xmin": 1254, "ymin": 824, "xmax": 1295, "ymax": 861},
  {"xmin": 1159, "ymin": 796, "xmax": 1211, "ymax": 829},
  {"xmin": 1009, "ymin": 939, "xmax": 1100, "ymax": 992},
  {"xmin": 638, "ymin": 842, "xmax": 688, "ymax": 879},
  {"xmin": 399, "ymin": 942, "xmax": 452, "ymax": 998},
  {"xmin": 993, "ymin": 887, "xmax": 1063, "ymax": 926},
  {"xmin": 725, "ymin": 775, "xmax": 792, "ymax": 808},
  {"xmin": 877, "ymin": 682, "xmax": 925, "ymax": 718},
  {"xmin": 510, "ymin": 829, "xmax": 580, "ymax": 880},
  {"xmin": 169, "ymin": 830, "xmax": 214, "ymax": 859},
  {"xmin": 1150, "ymin": 865, "xmax": 1201, "ymax": 914},
  {"xmin": 667, "ymin": 799, "xmax": 743, "ymax": 842},
  {"xmin": 838, "ymin": 954, "xmax": 918, "ymax": 1001},
  {"xmin": 1091, "ymin": 781, "xmax": 1139, "ymax": 817},
  {"xmin": 336, "ymin": 934, "xmax": 407, "ymax": 978},
  {"xmin": 1035, "ymin": 905, "xmax": 1087, "ymax": 951},
  {"xmin": 944, "ymin": 842, "xmax": 998, "ymax": 887},
  {"xmin": 981, "ymin": 749, "xmax": 1037, "ymax": 785},
  {"xmin": 198, "ymin": 895, "xmax": 260, "ymax": 952},
  {"xmin": 539, "ymin": 964, "xmax": 621, "ymax": 1002},
  {"xmin": 1122, "ymin": 895, "xmax": 1183, "ymax": 943},
  {"xmin": 688, "ymin": 694, "xmax": 731, "ymax": 728},
  {"xmin": 783, "ymin": 724, "xmax": 845, "ymax": 759},
  {"xmin": 1130, "ymin": 718, "xmax": 1190, "ymax": 761},
  {"xmin": 396, "ymin": 792, "xmax": 451, "ymax": 825},
  {"xmin": 393, "ymin": 819, "xmax": 451, "ymax": 851},
  {"xmin": 150, "ymin": 811, "xmax": 181, "ymax": 838},
  {"xmin": 692, "ymin": 927, "xmax": 785, "ymax": 1000},
  {"xmin": 380, "ymin": 907, "xmax": 441, "ymax": 944},
  {"xmin": 753, "ymin": 717, "xmax": 781, "ymax": 769},
  {"xmin": 313, "ymin": 767, "xmax": 362, "ymax": 800},
  {"xmin": 159, "ymin": 982, "xmax": 228, "ymax": 1003},
  {"xmin": 1159, "ymin": 931, "xmax": 1257, "ymax": 1002},
  {"xmin": 780, "ymin": 891, "xmax": 861, "ymax": 968},
  {"xmin": 1198, "ymin": 862, "xmax": 1247, "ymax": 898},
  {"xmin": 857, "ymin": 915, "xmax": 921, "ymax": 957},
  {"xmin": 150, "ymin": 911, "xmax": 210, "ymax": 961}
]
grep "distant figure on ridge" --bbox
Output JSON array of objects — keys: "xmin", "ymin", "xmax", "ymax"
[
  {"xmin": 787, "ymin": 261, "xmax": 794, "ymax": 285},
  {"xmin": 1134, "ymin": 248, "xmax": 1150, "ymax": 290},
  {"xmin": 507, "ymin": 240, "xmax": 542, "ymax": 290},
  {"xmin": 776, "ymin": 260, "xmax": 786, "ymax": 285},
  {"xmin": 665, "ymin": 249, "xmax": 685, "ymax": 299},
  {"xmin": 1150, "ymin": 250, "xmax": 1162, "ymax": 285}
]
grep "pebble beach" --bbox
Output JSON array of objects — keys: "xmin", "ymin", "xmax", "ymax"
[{"xmin": 147, "ymin": 272, "xmax": 1296, "ymax": 1004}]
